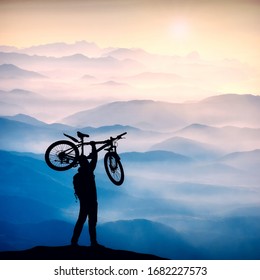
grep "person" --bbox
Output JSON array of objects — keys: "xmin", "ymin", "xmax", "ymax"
[{"xmin": 71, "ymin": 142, "xmax": 100, "ymax": 247}]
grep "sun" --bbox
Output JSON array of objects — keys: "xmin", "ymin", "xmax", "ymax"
[{"xmin": 169, "ymin": 19, "xmax": 190, "ymax": 40}]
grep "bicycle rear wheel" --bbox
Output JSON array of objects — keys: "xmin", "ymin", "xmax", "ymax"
[
  {"xmin": 104, "ymin": 152, "xmax": 124, "ymax": 186},
  {"xmin": 45, "ymin": 140, "xmax": 79, "ymax": 171}
]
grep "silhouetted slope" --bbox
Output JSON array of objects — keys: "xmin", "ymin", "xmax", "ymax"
[
  {"xmin": 0, "ymin": 196, "xmax": 60, "ymax": 223},
  {"xmin": 100, "ymin": 219, "xmax": 200, "ymax": 260},
  {"xmin": 0, "ymin": 245, "xmax": 166, "ymax": 260},
  {"xmin": 0, "ymin": 64, "xmax": 46, "ymax": 79}
]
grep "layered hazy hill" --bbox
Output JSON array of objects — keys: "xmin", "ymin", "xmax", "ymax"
[
  {"xmin": 0, "ymin": 149, "xmax": 259, "ymax": 259},
  {"xmin": 61, "ymin": 95, "xmax": 260, "ymax": 130},
  {"xmin": 0, "ymin": 41, "xmax": 259, "ymax": 260},
  {"xmin": 1, "ymin": 40, "xmax": 258, "ymax": 121},
  {"xmin": 0, "ymin": 64, "xmax": 46, "ymax": 79},
  {"xmin": 0, "ymin": 41, "xmax": 104, "ymax": 57},
  {"xmin": 0, "ymin": 108, "xmax": 259, "ymax": 258}
]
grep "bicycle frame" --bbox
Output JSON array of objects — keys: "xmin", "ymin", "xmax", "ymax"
[
  {"xmin": 65, "ymin": 132, "xmax": 126, "ymax": 160},
  {"xmin": 80, "ymin": 138, "xmax": 117, "ymax": 157}
]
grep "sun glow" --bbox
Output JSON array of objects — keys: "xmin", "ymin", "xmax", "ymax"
[{"xmin": 169, "ymin": 19, "xmax": 190, "ymax": 41}]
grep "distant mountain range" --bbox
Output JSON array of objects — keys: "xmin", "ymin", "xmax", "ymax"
[
  {"xmin": 0, "ymin": 64, "xmax": 46, "ymax": 79},
  {"xmin": 0, "ymin": 115, "xmax": 163, "ymax": 153},
  {"xmin": 0, "ymin": 41, "xmax": 104, "ymax": 57},
  {"xmin": 1, "ymin": 102, "xmax": 260, "ymax": 155},
  {"xmin": 0, "ymin": 40, "xmax": 259, "ymax": 260},
  {"xmin": 1, "ymin": 40, "xmax": 257, "ymax": 109},
  {"xmin": 150, "ymin": 136, "xmax": 222, "ymax": 160},
  {"xmin": 0, "ymin": 41, "xmax": 259, "ymax": 123},
  {"xmin": 61, "ymin": 94, "xmax": 260, "ymax": 131},
  {"xmin": 122, "ymin": 150, "xmax": 193, "ymax": 164},
  {"xmin": 173, "ymin": 123, "xmax": 260, "ymax": 153},
  {"xmin": 0, "ymin": 110, "xmax": 259, "ymax": 195},
  {"xmin": 219, "ymin": 149, "xmax": 260, "ymax": 173},
  {"xmin": 0, "ymin": 88, "xmax": 41, "ymax": 97},
  {"xmin": 3, "ymin": 113, "xmax": 47, "ymax": 127},
  {"xmin": 0, "ymin": 51, "xmax": 145, "ymax": 77}
]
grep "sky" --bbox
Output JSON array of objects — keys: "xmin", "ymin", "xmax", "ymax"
[{"xmin": 0, "ymin": 0, "xmax": 259, "ymax": 66}]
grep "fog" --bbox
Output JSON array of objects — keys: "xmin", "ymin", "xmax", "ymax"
[
  {"xmin": 0, "ymin": 42, "xmax": 260, "ymax": 259},
  {"xmin": 1, "ymin": 42, "xmax": 259, "ymax": 123}
]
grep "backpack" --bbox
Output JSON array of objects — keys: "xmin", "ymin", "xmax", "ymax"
[{"xmin": 73, "ymin": 172, "xmax": 83, "ymax": 201}]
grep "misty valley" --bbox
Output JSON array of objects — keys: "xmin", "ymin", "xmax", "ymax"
[
  {"xmin": 0, "ymin": 107, "xmax": 259, "ymax": 259},
  {"xmin": 0, "ymin": 42, "xmax": 260, "ymax": 259}
]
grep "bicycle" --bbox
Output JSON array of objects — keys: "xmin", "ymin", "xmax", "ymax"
[{"xmin": 45, "ymin": 131, "xmax": 127, "ymax": 186}]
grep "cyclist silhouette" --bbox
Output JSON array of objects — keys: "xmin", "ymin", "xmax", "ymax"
[{"xmin": 71, "ymin": 142, "xmax": 101, "ymax": 247}]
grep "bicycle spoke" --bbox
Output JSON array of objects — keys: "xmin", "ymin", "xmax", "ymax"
[
  {"xmin": 104, "ymin": 152, "xmax": 124, "ymax": 185},
  {"xmin": 45, "ymin": 140, "xmax": 79, "ymax": 171},
  {"xmin": 109, "ymin": 165, "xmax": 121, "ymax": 181}
]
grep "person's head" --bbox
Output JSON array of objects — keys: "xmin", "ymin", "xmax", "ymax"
[{"xmin": 78, "ymin": 155, "xmax": 90, "ymax": 169}]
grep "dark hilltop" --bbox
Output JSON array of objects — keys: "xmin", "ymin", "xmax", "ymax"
[{"xmin": 0, "ymin": 245, "xmax": 167, "ymax": 260}]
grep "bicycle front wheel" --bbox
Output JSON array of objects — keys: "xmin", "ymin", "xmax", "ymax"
[
  {"xmin": 45, "ymin": 140, "xmax": 79, "ymax": 171},
  {"xmin": 104, "ymin": 152, "xmax": 124, "ymax": 186}
]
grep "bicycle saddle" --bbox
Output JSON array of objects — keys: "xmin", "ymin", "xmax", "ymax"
[{"xmin": 77, "ymin": 131, "xmax": 89, "ymax": 139}]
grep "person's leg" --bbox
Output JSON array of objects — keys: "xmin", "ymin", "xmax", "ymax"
[
  {"xmin": 88, "ymin": 201, "xmax": 98, "ymax": 246},
  {"xmin": 71, "ymin": 200, "xmax": 88, "ymax": 245}
]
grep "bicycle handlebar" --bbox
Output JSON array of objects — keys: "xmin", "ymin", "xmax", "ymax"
[{"xmin": 116, "ymin": 132, "xmax": 127, "ymax": 139}]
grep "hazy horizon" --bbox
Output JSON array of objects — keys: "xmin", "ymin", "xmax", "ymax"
[
  {"xmin": 1, "ymin": 0, "xmax": 259, "ymax": 63},
  {"xmin": 1, "ymin": 39, "xmax": 259, "ymax": 123},
  {"xmin": 1, "ymin": 0, "xmax": 260, "ymax": 122}
]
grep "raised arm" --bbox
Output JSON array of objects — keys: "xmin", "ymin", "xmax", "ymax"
[{"xmin": 89, "ymin": 142, "xmax": 98, "ymax": 171}]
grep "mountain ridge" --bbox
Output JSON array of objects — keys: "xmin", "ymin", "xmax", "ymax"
[
  {"xmin": 61, "ymin": 94, "xmax": 260, "ymax": 130},
  {"xmin": 0, "ymin": 41, "xmax": 104, "ymax": 57},
  {"xmin": 0, "ymin": 64, "xmax": 46, "ymax": 79},
  {"xmin": 150, "ymin": 136, "xmax": 222, "ymax": 160}
]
